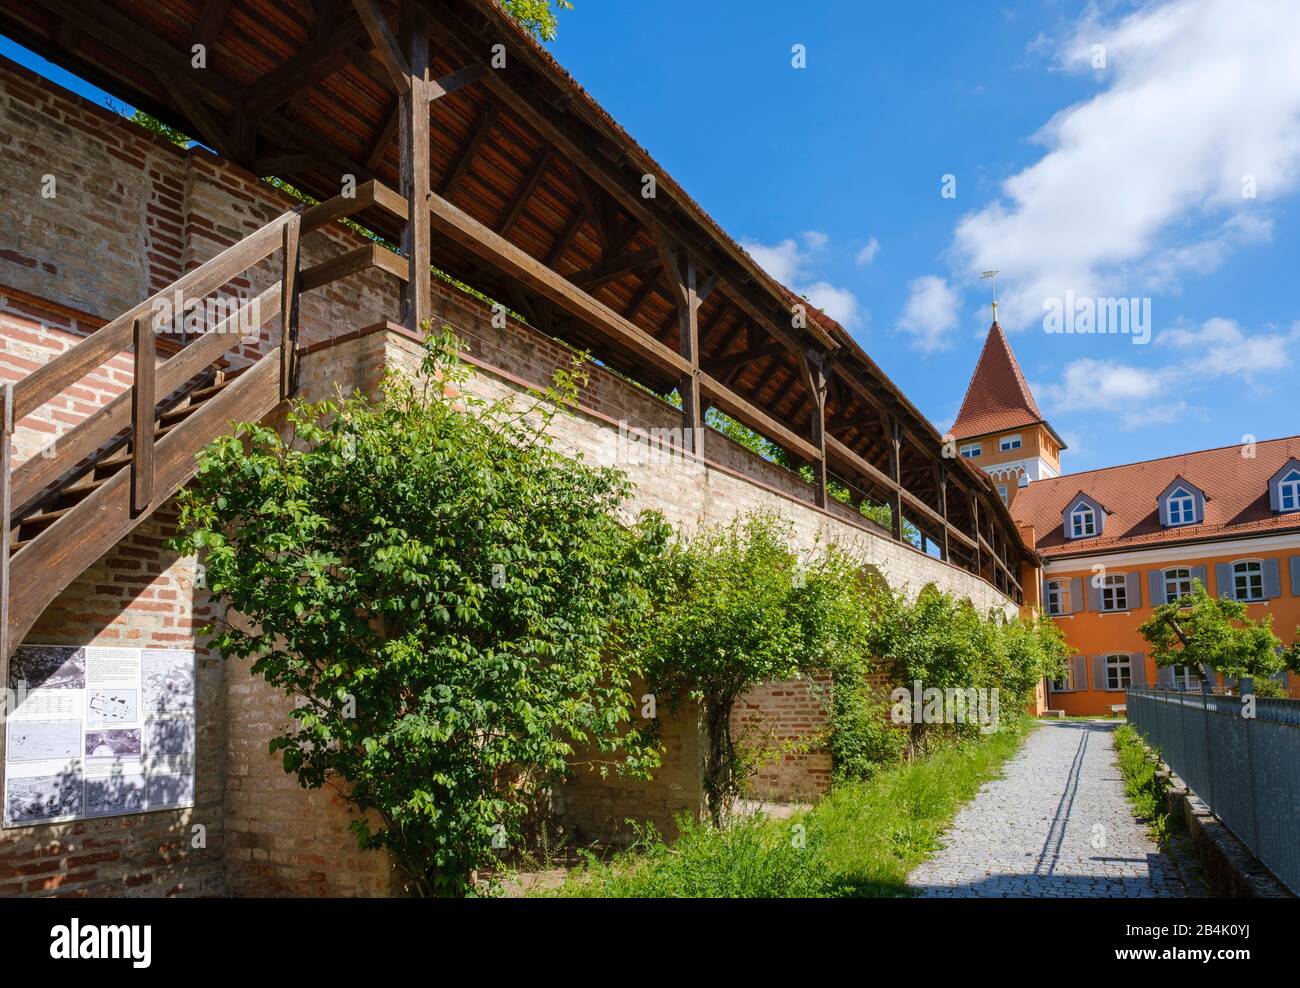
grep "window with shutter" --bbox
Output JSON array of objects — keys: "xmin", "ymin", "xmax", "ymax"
[
  {"xmin": 1100, "ymin": 574, "xmax": 1128, "ymax": 611},
  {"xmin": 1232, "ymin": 560, "xmax": 1264, "ymax": 601},
  {"xmin": 1104, "ymin": 654, "xmax": 1132, "ymax": 690},
  {"xmin": 1163, "ymin": 567, "xmax": 1193, "ymax": 603}
]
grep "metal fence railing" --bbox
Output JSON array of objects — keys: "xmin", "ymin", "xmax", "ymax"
[{"xmin": 1127, "ymin": 687, "xmax": 1300, "ymax": 894}]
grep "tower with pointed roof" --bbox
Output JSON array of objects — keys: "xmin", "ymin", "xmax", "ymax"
[{"xmin": 950, "ymin": 321, "xmax": 1066, "ymax": 506}]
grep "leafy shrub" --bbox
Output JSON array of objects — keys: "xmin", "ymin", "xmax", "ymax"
[{"xmin": 173, "ymin": 330, "xmax": 670, "ymax": 896}]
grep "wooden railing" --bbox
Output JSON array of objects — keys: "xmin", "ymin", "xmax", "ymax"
[{"xmin": 0, "ymin": 180, "xmax": 408, "ymax": 662}]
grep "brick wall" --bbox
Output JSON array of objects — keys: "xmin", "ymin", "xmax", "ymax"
[
  {"xmin": 732, "ymin": 674, "xmax": 833, "ymax": 804},
  {"xmin": 0, "ymin": 56, "xmax": 1021, "ymax": 894}
]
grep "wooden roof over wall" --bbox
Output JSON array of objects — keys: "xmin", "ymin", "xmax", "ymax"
[{"xmin": 0, "ymin": 0, "xmax": 1036, "ymax": 584}]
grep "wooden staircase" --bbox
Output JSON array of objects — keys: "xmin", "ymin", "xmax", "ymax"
[{"xmin": 0, "ymin": 180, "xmax": 410, "ymax": 666}]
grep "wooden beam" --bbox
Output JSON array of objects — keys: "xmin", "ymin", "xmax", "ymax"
[
  {"xmin": 364, "ymin": 103, "xmax": 400, "ymax": 172},
  {"xmin": 700, "ymin": 372, "xmax": 818, "ymax": 463},
  {"xmin": 799, "ymin": 350, "xmax": 829, "ymax": 509},
  {"xmin": 130, "ymin": 317, "xmax": 154, "ymax": 515},
  {"xmin": 669, "ymin": 247, "xmax": 703, "ymax": 456},
  {"xmin": 154, "ymin": 68, "xmax": 230, "ymax": 155},
  {"xmin": 440, "ymin": 105, "xmax": 497, "ymax": 197},
  {"xmin": 1, "ymin": 383, "xmax": 12, "ymax": 666},
  {"xmin": 351, "ymin": 0, "xmax": 410, "ymax": 94},
  {"xmin": 499, "ymin": 148, "xmax": 554, "ymax": 235},
  {"xmin": 241, "ymin": 11, "xmax": 371, "ymax": 116},
  {"xmin": 569, "ymin": 246, "xmax": 659, "ymax": 290},
  {"xmin": 398, "ymin": 6, "xmax": 430, "ymax": 331},
  {"xmin": 427, "ymin": 62, "xmax": 487, "ymax": 102},
  {"xmin": 191, "ymin": 0, "xmax": 233, "ymax": 52},
  {"xmin": 704, "ymin": 342, "xmax": 784, "ymax": 376},
  {"xmin": 621, "ymin": 270, "xmax": 660, "ymax": 321},
  {"xmin": 426, "ymin": 190, "xmax": 690, "ymax": 378},
  {"xmin": 544, "ymin": 202, "xmax": 587, "ymax": 267},
  {"xmin": 300, "ymin": 243, "xmax": 408, "ymax": 291}
]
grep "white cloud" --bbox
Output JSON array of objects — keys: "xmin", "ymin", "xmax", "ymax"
[
  {"xmin": 1036, "ymin": 317, "xmax": 1300, "ymax": 428},
  {"xmin": 950, "ymin": 0, "xmax": 1300, "ymax": 330},
  {"xmin": 855, "ymin": 237, "xmax": 881, "ymax": 266},
  {"xmin": 896, "ymin": 275, "xmax": 961, "ymax": 352},
  {"xmin": 740, "ymin": 237, "xmax": 802, "ymax": 286},
  {"xmin": 803, "ymin": 282, "xmax": 863, "ymax": 331},
  {"xmin": 739, "ymin": 232, "xmax": 866, "ymax": 330}
]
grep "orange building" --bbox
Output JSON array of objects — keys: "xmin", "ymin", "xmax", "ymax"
[{"xmin": 954, "ymin": 323, "xmax": 1300, "ymax": 715}]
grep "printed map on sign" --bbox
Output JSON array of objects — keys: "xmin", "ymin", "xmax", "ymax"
[{"xmin": 3, "ymin": 645, "xmax": 196, "ymax": 826}]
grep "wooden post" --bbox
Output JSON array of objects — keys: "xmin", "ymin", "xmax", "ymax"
[
  {"xmin": 887, "ymin": 415, "xmax": 903, "ymax": 541},
  {"xmin": 0, "ymin": 382, "xmax": 12, "ymax": 664},
  {"xmin": 130, "ymin": 316, "xmax": 154, "ymax": 516},
  {"xmin": 280, "ymin": 214, "xmax": 301, "ymax": 399},
  {"xmin": 938, "ymin": 467, "xmax": 950, "ymax": 562},
  {"xmin": 399, "ymin": 5, "xmax": 431, "ymax": 333},
  {"xmin": 799, "ymin": 349, "xmax": 828, "ymax": 509},
  {"xmin": 675, "ymin": 247, "xmax": 702, "ymax": 457},
  {"xmin": 971, "ymin": 493, "xmax": 981, "ymax": 577}
]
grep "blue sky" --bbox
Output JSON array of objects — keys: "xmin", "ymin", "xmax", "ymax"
[{"xmin": 5, "ymin": 0, "xmax": 1298, "ymax": 474}]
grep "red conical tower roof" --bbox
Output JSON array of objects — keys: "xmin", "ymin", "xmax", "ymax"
[{"xmin": 951, "ymin": 322, "xmax": 1048, "ymax": 441}]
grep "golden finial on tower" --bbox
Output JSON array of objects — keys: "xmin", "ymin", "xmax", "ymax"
[{"xmin": 980, "ymin": 269, "xmax": 1000, "ymax": 324}]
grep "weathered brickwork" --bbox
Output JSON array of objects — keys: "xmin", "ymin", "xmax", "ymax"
[
  {"xmin": 0, "ymin": 58, "xmax": 1020, "ymax": 893},
  {"xmin": 732, "ymin": 674, "xmax": 833, "ymax": 804}
]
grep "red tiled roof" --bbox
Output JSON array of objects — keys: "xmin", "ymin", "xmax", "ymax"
[
  {"xmin": 1010, "ymin": 436, "xmax": 1300, "ymax": 558},
  {"xmin": 951, "ymin": 322, "xmax": 1047, "ymax": 440}
]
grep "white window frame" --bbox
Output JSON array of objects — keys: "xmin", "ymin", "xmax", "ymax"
[
  {"xmin": 1280, "ymin": 470, "xmax": 1300, "ymax": 512},
  {"xmin": 1171, "ymin": 664, "xmax": 1201, "ymax": 692},
  {"xmin": 1045, "ymin": 579, "xmax": 1070, "ymax": 616},
  {"xmin": 997, "ymin": 483, "xmax": 1008, "ymax": 504},
  {"xmin": 1232, "ymin": 560, "xmax": 1264, "ymax": 602},
  {"xmin": 1166, "ymin": 487, "xmax": 1196, "ymax": 526},
  {"xmin": 1163, "ymin": 567, "xmax": 1193, "ymax": 604},
  {"xmin": 1105, "ymin": 653, "xmax": 1132, "ymax": 691},
  {"xmin": 1050, "ymin": 670, "xmax": 1072, "ymax": 693},
  {"xmin": 959, "ymin": 442, "xmax": 981, "ymax": 459},
  {"xmin": 1070, "ymin": 505, "xmax": 1096, "ymax": 538},
  {"xmin": 1100, "ymin": 573, "xmax": 1128, "ymax": 612},
  {"xmin": 999, "ymin": 434, "xmax": 1022, "ymax": 452}
]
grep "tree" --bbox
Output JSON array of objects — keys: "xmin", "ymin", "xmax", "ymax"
[
  {"xmin": 1139, "ymin": 581, "xmax": 1288, "ymax": 684},
  {"xmin": 172, "ymin": 329, "xmax": 670, "ymax": 896},
  {"xmin": 501, "ymin": 0, "xmax": 573, "ymax": 41},
  {"xmin": 639, "ymin": 514, "xmax": 855, "ymax": 823}
]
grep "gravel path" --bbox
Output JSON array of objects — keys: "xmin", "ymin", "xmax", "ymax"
[{"xmin": 908, "ymin": 721, "xmax": 1187, "ymax": 898}]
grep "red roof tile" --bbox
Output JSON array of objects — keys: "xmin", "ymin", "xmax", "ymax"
[
  {"xmin": 951, "ymin": 322, "xmax": 1047, "ymax": 440},
  {"xmin": 1010, "ymin": 436, "xmax": 1300, "ymax": 558}
]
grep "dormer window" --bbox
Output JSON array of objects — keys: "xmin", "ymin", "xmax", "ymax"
[
  {"xmin": 1167, "ymin": 487, "xmax": 1195, "ymax": 526},
  {"xmin": 1070, "ymin": 505, "xmax": 1095, "ymax": 538},
  {"xmin": 1158, "ymin": 476, "xmax": 1204, "ymax": 528},
  {"xmin": 1281, "ymin": 469, "xmax": 1300, "ymax": 512},
  {"xmin": 1268, "ymin": 459, "xmax": 1300, "ymax": 513}
]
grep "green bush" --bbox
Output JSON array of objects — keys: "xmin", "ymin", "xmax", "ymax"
[{"xmin": 173, "ymin": 330, "xmax": 670, "ymax": 896}]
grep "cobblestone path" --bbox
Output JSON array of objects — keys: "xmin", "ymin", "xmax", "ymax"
[{"xmin": 908, "ymin": 721, "xmax": 1187, "ymax": 897}]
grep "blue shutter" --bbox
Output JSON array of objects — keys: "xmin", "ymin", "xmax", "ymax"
[
  {"xmin": 1130, "ymin": 652, "xmax": 1147, "ymax": 687},
  {"xmin": 1200, "ymin": 664, "xmax": 1218, "ymax": 690},
  {"xmin": 1087, "ymin": 578, "xmax": 1103, "ymax": 612},
  {"xmin": 1215, "ymin": 563, "xmax": 1234, "ymax": 599},
  {"xmin": 1092, "ymin": 654, "xmax": 1106, "ymax": 692},
  {"xmin": 1148, "ymin": 570, "xmax": 1165, "ymax": 607},
  {"xmin": 1191, "ymin": 565, "xmax": 1208, "ymax": 594},
  {"xmin": 1073, "ymin": 655, "xmax": 1087, "ymax": 692},
  {"xmin": 1263, "ymin": 558, "xmax": 1282, "ymax": 599},
  {"xmin": 1070, "ymin": 577, "xmax": 1084, "ymax": 613},
  {"xmin": 1126, "ymin": 571, "xmax": 1142, "ymax": 609},
  {"xmin": 1156, "ymin": 664, "xmax": 1174, "ymax": 687},
  {"xmin": 1291, "ymin": 557, "xmax": 1300, "ymax": 596}
]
